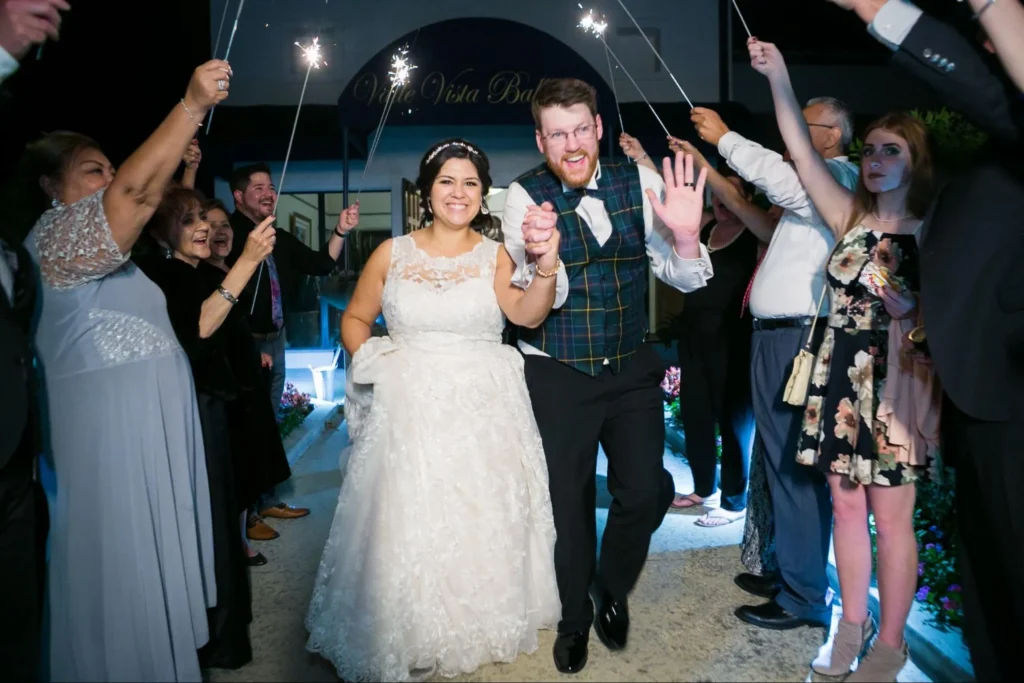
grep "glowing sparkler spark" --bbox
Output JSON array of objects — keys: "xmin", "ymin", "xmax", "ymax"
[
  {"xmin": 296, "ymin": 36, "xmax": 327, "ymax": 69},
  {"xmin": 578, "ymin": 6, "xmax": 608, "ymax": 37},
  {"xmin": 388, "ymin": 46, "xmax": 417, "ymax": 88}
]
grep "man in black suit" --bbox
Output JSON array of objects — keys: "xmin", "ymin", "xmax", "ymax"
[
  {"xmin": 2, "ymin": 3, "xmax": 70, "ymax": 677},
  {"xmin": 829, "ymin": 1, "xmax": 1024, "ymax": 680}
]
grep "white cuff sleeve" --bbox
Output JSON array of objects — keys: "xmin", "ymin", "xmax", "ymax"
[{"xmin": 868, "ymin": 0, "xmax": 924, "ymax": 51}]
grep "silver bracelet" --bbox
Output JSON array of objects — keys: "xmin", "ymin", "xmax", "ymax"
[
  {"xmin": 179, "ymin": 98, "xmax": 204, "ymax": 126},
  {"xmin": 972, "ymin": 0, "xmax": 995, "ymax": 21},
  {"xmin": 217, "ymin": 286, "xmax": 238, "ymax": 305}
]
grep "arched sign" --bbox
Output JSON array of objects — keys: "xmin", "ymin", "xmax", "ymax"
[{"xmin": 337, "ymin": 18, "xmax": 620, "ymax": 129}]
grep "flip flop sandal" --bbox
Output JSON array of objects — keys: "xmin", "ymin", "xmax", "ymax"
[{"xmin": 695, "ymin": 509, "xmax": 746, "ymax": 527}]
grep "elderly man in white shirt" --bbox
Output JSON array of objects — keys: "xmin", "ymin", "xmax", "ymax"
[{"xmin": 689, "ymin": 101, "xmax": 859, "ymax": 631}]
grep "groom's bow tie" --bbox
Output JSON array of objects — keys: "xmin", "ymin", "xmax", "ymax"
[{"xmin": 562, "ymin": 185, "xmax": 611, "ymax": 209}]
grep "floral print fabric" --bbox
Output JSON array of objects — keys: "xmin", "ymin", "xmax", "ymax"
[{"xmin": 796, "ymin": 226, "xmax": 926, "ymax": 486}]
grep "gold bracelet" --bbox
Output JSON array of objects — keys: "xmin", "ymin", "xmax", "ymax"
[{"xmin": 535, "ymin": 258, "xmax": 562, "ymax": 278}]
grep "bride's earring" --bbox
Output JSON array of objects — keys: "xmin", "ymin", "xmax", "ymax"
[{"xmin": 480, "ymin": 200, "xmax": 489, "ymax": 215}]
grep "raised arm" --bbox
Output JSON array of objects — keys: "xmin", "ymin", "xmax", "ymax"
[
  {"xmin": 970, "ymin": 0, "xmax": 1024, "ymax": 94},
  {"xmin": 670, "ymin": 137, "xmax": 777, "ymax": 244},
  {"xmin": 181, "ymin": 139, "xmax": 201, "ymax": 190},
  {"xmin": 493, "ymin": 242, "xmax": 558, "ymax": 328},
  {"xmin": 501, "ymin": 181, "xmax": 569, "ymax": 308},
  {"xmin": 198, "ymin": 217, "xmax": 275, "ymax": 338},
  {"xmin": 104, "ymin": 61, "xmax": 230, "ymax": 254},
  {"xmin": 341, "ymin": 239, "xmax": 391, "ymax": 356},
  {"xmin": 832, "ymin": 0, "xmax": 1022, "ymax": 142},
  {"xmin": 749, "ymin": 39, "xmax": 854, "ymax": 236},
  {"xmin": 619, "ymin": 132, "xmax": 659, "ymax": 172}
]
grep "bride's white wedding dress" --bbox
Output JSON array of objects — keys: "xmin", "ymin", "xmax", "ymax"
[{"xmin": 305, "ymin": 235, "xmax": 560, "ymax": 682}]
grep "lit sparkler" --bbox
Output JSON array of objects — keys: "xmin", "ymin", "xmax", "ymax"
[
  {"xmin": 578, "ymin": 5, "xmax": 669, "ymax": 136},
  {"xmin": 356, "ymin": 46, "xmax": 418, "ymax": 199},
  {"xmin": 579, "ymin": 5, "xmax": 624, "ymax": 134},
  {"xmin": 297, "ymin": 36, "xmax": 327, "ymax": 69},
  {"xmin": 251, "ymin": 33, "xmax": 329, "ymax": 312}
]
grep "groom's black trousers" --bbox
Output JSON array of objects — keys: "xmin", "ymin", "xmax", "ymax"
[{"xmin": 524, "ymin": 343, "xmax": 675, "ymax": 634}]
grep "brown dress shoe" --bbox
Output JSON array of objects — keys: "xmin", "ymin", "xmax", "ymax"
[
  {"xmin": 260, "ymin": 503, "xmax": 310, "ymax": 519},
  {"xmin": 246, "ymin": 515, "xmax": 280, "ymax": 541}
]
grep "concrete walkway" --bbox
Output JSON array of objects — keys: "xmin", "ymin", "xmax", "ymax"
[{"xmin": 208, "ymin": 422, "xmax": 931, "ymax": 683}]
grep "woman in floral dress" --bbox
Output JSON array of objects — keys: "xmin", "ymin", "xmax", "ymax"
[{"xmin": 750, "ymin": 40, "xmax": 938, "ymax": 682}]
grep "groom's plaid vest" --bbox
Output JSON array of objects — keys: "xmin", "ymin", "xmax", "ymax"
[{"xmin": 516, "ymin": 161, "xmax": 648, "ymax": 376}]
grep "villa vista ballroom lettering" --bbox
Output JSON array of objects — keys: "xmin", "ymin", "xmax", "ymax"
[{"xmin": 352, "ymin": 69, "xmax": 555, "ymax": 107}]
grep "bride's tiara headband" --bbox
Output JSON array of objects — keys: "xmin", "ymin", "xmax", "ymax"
[{"xmin": 426, "ymin": 141, "xmax": 481, "ymax": 165}]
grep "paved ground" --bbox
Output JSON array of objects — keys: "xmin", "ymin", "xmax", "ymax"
[{"xmin": 208, "ymin": 422, "xmax": 930, "ymax": 683}]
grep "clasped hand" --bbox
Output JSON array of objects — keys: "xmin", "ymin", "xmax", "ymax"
[{"xmin": 521, "ymin": 202, "xmax": 561, "ymax": 272}]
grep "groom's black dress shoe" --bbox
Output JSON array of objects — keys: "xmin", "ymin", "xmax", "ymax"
[
  {"xmin": 734, "ymin": 572, "xmax": 781, "ymax": 599},
  {"xmin": 553, "ymin": 630, "xmax": 588, "ymax": 674},
  {"xmin": 593, "ymin": 590, "xmax": 629, "ymax": 651},
  {"xmin": 735, "ymin": 600, "xmax": 829, "ymax": 630}
]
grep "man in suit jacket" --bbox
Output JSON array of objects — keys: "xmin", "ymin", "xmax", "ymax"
[
  {"xmin": 829, "ymin": 1, "xmax": 1024, "ymax": 679},
  {"xmin": 2, "ymin": 2, "xmax": 69, "ymax": 677}
]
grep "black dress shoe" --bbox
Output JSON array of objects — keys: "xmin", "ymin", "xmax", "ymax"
[
  {"xmin": 246, "ymin": 552, "xmax": 268, "ymax": 567},
  {"xmin": 734, "ymin": 572, "xmax": 781, "ymax": 599},
  {"xmin": 593, "ymin": 590, "xmax": 629, "ymax": 651},
  {"xmin": 735, "ymin": 601, "xmax": 829, "ymax": 631},
  {"xmin": 553, "ymin": 630, "xmax": 588, "ymax": 674}
]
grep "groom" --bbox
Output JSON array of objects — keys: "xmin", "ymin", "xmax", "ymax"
[{"xmin": 502, "ymin": 77, "xmax": 714, "ymax": 674}]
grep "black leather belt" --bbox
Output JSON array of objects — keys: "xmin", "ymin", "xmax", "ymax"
[{"xmin": 751, "ymin": 317, "xmax": 826, "ymax": 332}]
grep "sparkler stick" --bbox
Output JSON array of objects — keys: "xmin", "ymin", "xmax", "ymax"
[
  {"xmin": 731, "ymin": 0, "xmax": 753, "ymax": 39},
  {"xmin": 251, "ymin": 37, "xmax": 327, "ymax": 313},
  {"xmin": 613, "ymin": 0, "xmax": 694, "ymax": 109},
  {"xmin": 579, "ymin": 8, "xmax": 669, "ymax": 136},
  {"xmin": 212, "ymin": 0, "xmax": 232, "ymax": 60},
  {"xmin": 602, "ymin": 44, "xmax": 625, "ymax": 134},
  {"xmin": 206, "ymin": 0, "xmax": 247, "ymax": 134},
  {"xmin": 355, "ymin": 46, "xmax": 417, "ymax": 200}
]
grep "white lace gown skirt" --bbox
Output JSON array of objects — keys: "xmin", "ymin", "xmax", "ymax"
[{"xmin": 305, "ymin": 341, "xmax": 560, "ymax": 682}]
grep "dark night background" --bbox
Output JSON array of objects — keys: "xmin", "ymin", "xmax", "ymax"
[{"xmin": 0, "ymin": 0, "xmax": 974, "ymax": 198}]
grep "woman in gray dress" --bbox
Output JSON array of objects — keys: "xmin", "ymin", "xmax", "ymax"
[{"xmin": 20, "ymin": 60, "xmax": 232, "ymax": 682}]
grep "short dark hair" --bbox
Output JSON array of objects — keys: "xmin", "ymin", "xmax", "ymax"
[
  {"xmin": 531, "ymin": 78, "xmax": 598, "ymax": 130},
  {"xmin": 2, "ymin": 130, "xmax": 104, "ymax": 244},
  {"xmin": 415, "ymin": 138, "xmax": 492, "ymax": 229},
  {"xmin": 229, "ymin": 162, "xmax": 273, "ymax": 195},
  {"xmin": 146, "ymin": 184, "xmax": 205, "ymax": 244}
]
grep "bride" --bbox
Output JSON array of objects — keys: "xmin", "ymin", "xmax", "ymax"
[{"xmin": 305, "ymin": 138, "xmax": 562, "ymax": 681}]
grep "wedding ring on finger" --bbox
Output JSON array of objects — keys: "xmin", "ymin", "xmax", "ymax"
[
  {"xmin": 683, "ymin": 182, "xmax": 695, "ymax": 188},
  {"xmin": 217, "ymin": 80, "xmax": 227, "ymax": 91}
]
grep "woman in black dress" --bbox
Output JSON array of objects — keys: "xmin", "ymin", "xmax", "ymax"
[
  {"xmin": 204, "ymin": 199, "xmax": 293, "ymax": 566},
  {"xmin": 620, "ymin": 133, "xmax": 776, "ymax": 527},
  {"xmin": 138, "ymin": 186, "xmax": 277, "ymax": 669}
]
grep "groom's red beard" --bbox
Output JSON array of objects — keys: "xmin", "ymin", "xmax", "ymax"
[{"xmin": 547, "ymin": 151, "xmax": 599, "ymax": 189}]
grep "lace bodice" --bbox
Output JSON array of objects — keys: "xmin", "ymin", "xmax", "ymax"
[{"xmin": 382, "ymin": 235, "xmax": 505, "ymax": 349}]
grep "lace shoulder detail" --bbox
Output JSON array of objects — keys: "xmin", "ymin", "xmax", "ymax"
[
  {"xmin": 389, "ymin": 235, "xmax": 497, "ymax": 294},
  {"xmin": 33, "ymin": 189, "xmax": 129, "ymax": 291}
]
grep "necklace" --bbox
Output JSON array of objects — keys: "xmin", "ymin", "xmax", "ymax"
[
  {"xmin": 707, "ymin": 223, "xmax": 743, "ymax": 253},
  {"xmin": 871, "ymin": 210, "xmax": 911, "ymax": 222}
]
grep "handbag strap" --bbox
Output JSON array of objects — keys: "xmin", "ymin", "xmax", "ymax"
[{"xmin": 802, "ymin": 281, "xmax": 829, "ymax": 351}]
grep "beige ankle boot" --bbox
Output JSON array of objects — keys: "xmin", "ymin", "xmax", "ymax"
[
  {"xmin": 811, "ymin": 618, "xmax": 875, "ymax": 677},
  {"xmin": 844, "ymin": 638, "xmax": 909, "ymax": 682}
]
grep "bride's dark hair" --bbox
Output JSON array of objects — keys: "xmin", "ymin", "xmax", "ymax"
[{"xmin": 415, "ymin": 138, "xmax": 492, "ymax": 229}]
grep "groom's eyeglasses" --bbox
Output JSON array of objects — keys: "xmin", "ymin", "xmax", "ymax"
[{"xmin": 542, "ymin": 124, "xmax": 597, "ymax": 146}]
